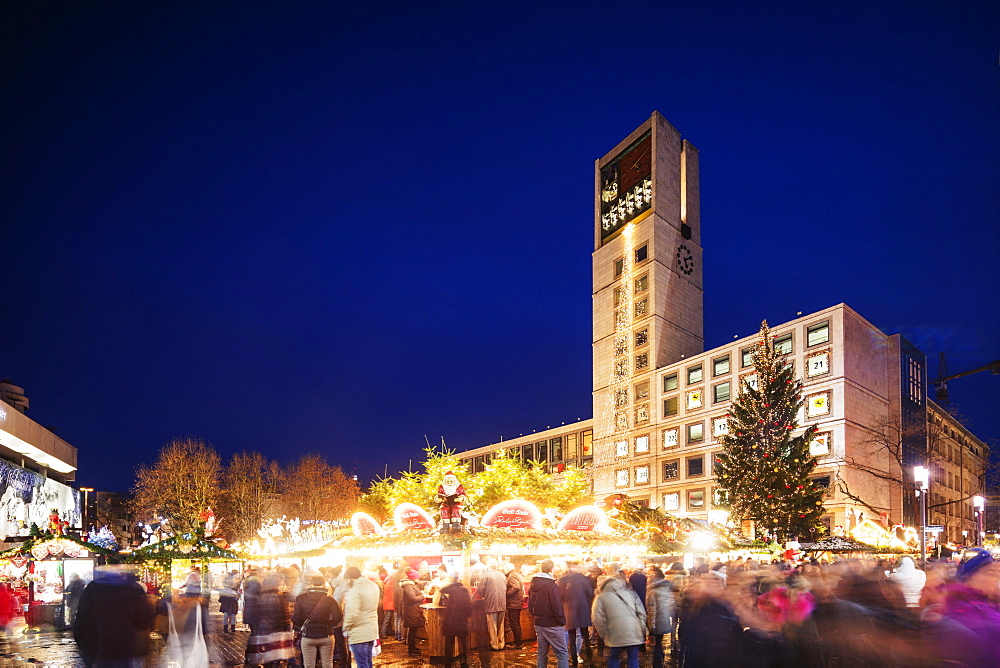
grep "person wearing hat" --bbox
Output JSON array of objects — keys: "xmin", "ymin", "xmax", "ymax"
[
  {"xmin": 934, "ymin": 548, "xmax": 1000, "ymax": 662},
  {"xmin": 400, "ymin": 568, "xmax": 426, "ymax": 656}
]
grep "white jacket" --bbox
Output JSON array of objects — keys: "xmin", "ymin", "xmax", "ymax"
[
  {"xmin": 342, "ymin": 577, "xmax": 380, "ymax": 644},
  {"xmin": 888, "ymin": 556, "xmax": 926, "ymax": 607},
  {"xmin": 592, "ymin": 576, "xmax": 646, "ymax": 648}
]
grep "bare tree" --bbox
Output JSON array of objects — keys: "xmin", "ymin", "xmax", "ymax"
[
  {"xmin": 132, "ymin": 437, "xmax": 221, "ymax": 537},
  {"xmin": 219, "ymin": 451, "xmax": 283, "ymax": 544},
  {"xmin": 281, "ymin": 453, "xmax": 360, "ymax": 529}
]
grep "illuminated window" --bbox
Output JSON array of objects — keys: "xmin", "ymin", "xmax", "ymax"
[
  {"xmin": 687, "ymin": 423, "xmax": 704, "ymax": 444},
  {"xmin": 536, "ymin": 441, "xmax": 548, "ymax": 462},
  {"xmin": 635, "ymin": 466, "xmax": 649, "ymax": 484},
  {"xmin": 635, "ymin": 328, "xmax": 648, "ymax": 348},
  {"xmin": 614, "ymin": 338, "xmax": 627, "ymax": 356},
  {"xmin": 663, "ymin": 493, "xmax": 680, "ymax": 511},
  {"xmin": 662, "ymin": 428, "xmax": 679, "ymax": 449},
  {"xmin": 713, "ymin": 356, "xmax": 730, "ymax": 376},
  {"xmin": 581, "ymin": 430, "xmax": 593, "ymax": 457},
  {"xmin": 741, "ymin": 347, "xmax": 754, "ymax": 368},
  {"xmin": 616, "ymin": 470, "xmax": 629, "ymax": 487},
  {"xmin": 615, "ymin": 359, "xmax": 627, "ymax": 376},
  {"xmin": 635, "ymin": 244, "xmax": 648, "ymax": 263},
  {"xmin": 687, "ymin": 456, "xmax": 704, "ymax": 477},
  {"xmin": 635, "ymin": 403, "xmax": 650, "ymax": 425},
  {"xmin": 687, "ymin": 489, "xmax": 705, "ymax": 510},
  {"xmin": 806, "ymin": 391, "xmax": 831, "ymax": 417},
  {"xmin": 810, "ymin": 432, "xmax": 831, "ymax": 456},
  {"xmin": 614, "ymin": 257, "xmax": 624, "ymax": 276},
  {"xmin": 613, "ymin": 286, "xmax": 626, "ymax": 306},
  {"xmin": 565, "ymin": 434, "xmax": 578, "ymax": 462},
  {"xmin": 521, "ymin": 444, "xmax": 533, "ymax": 461},
  {"xmin": 807, "ymin": 322, "xmax": 829, "ymax": 347},
  {"xmin": 663, "ymin": 460, "xmax": 679, "ymax": 481},
  {"xmin": 663, "ymin": 373, "xmax": 678, "ymax": 392},
  {"xmin": 663, "ymin": 396, "xmax": 678, "ymax": 417},
  {"xmin": 635, "ymin": 380, "xmax": 650, "ymax": 401},
  {"xmin": 686, "ymin": 389, "xmax": 703, "ymax": 410},
  {"xmin": 741, "ymin": 373, "xmax": 758, "ymax": 391},
  {"xmin": 614, "ymin": 389, "xmax": 628, "ymax": 407},
  {"xmin": 550, "ymin": 437, "xmax": 562, "ymax": 461},
  {"xmin": 635, "ymin": 274, "xmax": 648, "ymax": 293},
  {"xmin": 616, "ymin": 440, "xmax": 629, "ymax": 457},
  {"xmin": 774, "ymin": 333, "xmax": 793, "ymax": 355},
  {"xmin": 713, "ymin": 382, "xmax": 730, "ymax": 403},
  {"xmin": 635, "ymin": 435, "xmax": 650, "ymax": 453},
  {"xmin": 635, "ymin": 299, "xmax": 648, "ymax": 317},
  {"xmin": 712, "ymin": 417, "xmax": 729, "ymax": 438},
  {"xmin": 687, "ymin": 365, "xmax": 703, "ymax": 384},
  {"xmin": 636, "ymin": 352, "xmax": 649, "ymax": 370},
  {"xmin": 807, "ymin": 351, "xmax": 830, "ymax": 377}
]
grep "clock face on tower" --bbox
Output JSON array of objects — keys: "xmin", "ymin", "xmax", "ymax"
[
  {"xmin": 600, "ymin": 131, "xmax": 652, "ymax": 242},
  {"xmin": 676, "ymin": 244, "xmax": 695, "ymax": 275}
]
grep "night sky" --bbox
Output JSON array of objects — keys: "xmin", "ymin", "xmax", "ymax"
[{"xmin": 2, "ymin": 1, "xmax": 997, "ymax": 494}]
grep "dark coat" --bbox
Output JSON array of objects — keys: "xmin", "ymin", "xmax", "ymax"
[
  {"xmin": 74, "ymin": 578, "xmax": 154, "ymax": 663},
  {"xmin": 505, "ymin": 570, "xmax": 524, "ymax": 609},
  {"xmin": 440, "ymin": 582, "xmax": 473, "ymax": 636},
  {"xmin": 292, "ymin": 588, "xmax": 342, "ymax": 638},
  {"xmin": 628, "ymin": 571, "xmax": 648, "ymax": 608},
  {"xmin": 557, "ymin": 571, "xmax": 594, "ymax": 629},
  {"xmin": 249, "ymin": 590, "xmax": 290, "ymax": 635},
  {"xmin": 528, "ymin": 574, "xmax": 565, "ymax": 628},
  {"xmin": 400, "ymin": 578, "xmax": 426, "ymax": 628}
]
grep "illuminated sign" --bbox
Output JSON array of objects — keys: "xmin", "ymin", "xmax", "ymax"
[
  {"xmin": 393, "ymin": 503, "xmax": 434, "ymax": 531},
  {"xmin": 351, "ymin": 512, "xmax": 385, "ymax": 537},
  {"xmin": 600, "ymin": 131, "xmax": 652, "ymax": 241},
  {"xmin": 558, "ymin": 505, "xmax": 609, "ymax": 532},
  {"xmin": 481, "ymin": 500, "xmax": 543, "ymax": 530}
]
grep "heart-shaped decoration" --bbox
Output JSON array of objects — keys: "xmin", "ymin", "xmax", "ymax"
[{"xmin": 9, "ymin": 555, "xmax": 27, "ymax": 568}]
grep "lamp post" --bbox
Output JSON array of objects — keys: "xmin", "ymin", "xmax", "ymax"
[
  {"xmin": 973, "ymin": 495, "xmax": 985, "ymax": 548},
  {"xmin": 80, "ymin": 487, "xmax": 94, "ymax": 534},
  {"xmin": 913, "ymin": 466, "xmax": 929, "ymax": 569}
]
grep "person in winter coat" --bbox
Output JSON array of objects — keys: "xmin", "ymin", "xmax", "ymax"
[
  {"xmin": 292, "ymin": 575, "xmax": 341, "ymax": 668},
  {"xmin": 242, "ymin": 567, "xmax": 264, "ymax": 635},
  {"xmin": 246, "ymin": 573, "xmax": 293, "ymax": 667},
  {"xmin": 644, "ymin": 567, "xmax": 674, "ymax": 668},
  {"xmin": 557, "ymin": 560, "xmax": 595, "ymax": 667},
  {"xmin": 528, "ymin": 559, "xmax": 568, "ymax": 668},
  {"xmin": 218, "ymin": 570, "xmax": 242, "ymax": 633},
  {"xmin": 63, "ymin": 574, "xmax": 85, "ymax": 628},
  {"xmin": 887, "ymin": 556, "xmax": 926, "ymax": 609},
  {"xmin": 400, "ymin": 568, "xmax": 426, "ymax": 656},
  {"xmin": 502, "ymin": 562, "xmax": 524, "ymax": 649},
  {"xmin": 391, "ymin": 563, "xmax": 407, "ymax": 641},
  {"xmin": 592, "ymin": 564, "xmax": 646, "ymax": 668},
  {"xmin": 440, "ymin": 576, "xmax": 473, "ymax": 668},
  {"xmin": 74, "ymin": 568, "xmax": 155, "ymax": 668},
  {"xmin": 476, "ymin": 558, "xmax": 507, "ymax": 650},
  {"xmin": 342, "ymin": 567, "xmax": 380, "ymax": 668},
  {"xmin": 627, "ymin": 562, "xmax": 647, "ymax": 609}
]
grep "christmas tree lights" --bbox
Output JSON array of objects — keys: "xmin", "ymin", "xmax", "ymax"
[{"xmin": 716, "ymin": 321, "xmax": 826, "ymax": 540}]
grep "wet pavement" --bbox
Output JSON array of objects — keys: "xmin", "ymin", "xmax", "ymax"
[{"xmin": 0, "ymin": 610, "xmax": 670, "ymax": 667}]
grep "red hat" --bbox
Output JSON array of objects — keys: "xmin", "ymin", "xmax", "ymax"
[{"xmin": 407, "ymin": 569, "xmax": 420, "ymax": 580}]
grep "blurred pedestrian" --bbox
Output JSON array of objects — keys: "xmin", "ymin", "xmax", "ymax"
[
  {"xmin": 529, "ymin": 559, "xmax": 568, "ymax": 668},
  {"xmin": 644, "ymin": 566, "xmax": 673, "ymax": 668},
  {"xmin": 74, "ymin": 567, "xmax": 154, "ymax": 668},
  {"xmin": 63, "ymin": 574, "xmax": 85, "ymax": 628},
  {"xmin": 557, "ymin": 560, "xmax": 594, "ymax": 667},
  {"xmin": 887, "ymin": 556, "xmax": 926, "ymax": 609},
  {"xmin": 502, "ymin": 562, "xmax": 524, "ymax": 649},
  {"xmin": 162, "ymin": 583, "xmax": 209, "ymax": 667},
  {"xmin": 245, "ymin": 573, "xmax": 294, "ymax": 667},
  {"xmin": 401, "ymin": 568, "xmax": 426, "ymax": 657},
  {"xmin": 292, "ymin": 575, "xmax": 340, "ymax": 668},
  {"xmin": 218, "ymin": 570, "xmax": 242, "ymax": 633},
  {"xmin": 440, "ymin": 574, "xmax": 472, "ymax": 668},
  {"xmin": 342, "ymin": 566, "xmax": 380, "ymax": 668},
  {"xmin": 477, "ymin": 558, "xmax": 506, "ymax": 650},
  {"xmin": 592, "ymin": 563, "xmax": 645, "ymax": 668}
]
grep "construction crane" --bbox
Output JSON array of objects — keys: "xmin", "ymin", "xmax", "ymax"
[{"xmin": 934, "ymin": 353, "xmax": 1000, "ymax": 403}]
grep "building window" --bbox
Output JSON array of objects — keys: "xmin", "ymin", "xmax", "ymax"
[
  {"xmin": 774, "ymin": 333, "xmax": 793, "ymax": 355},
  {"xmin": 616, "ymin": 469, "xmax": 629, "ymax": 487},
  {"xmin": 581, "ymin": 430, "xmax": 593, "ymax": 457},
  {"xmin": 809, "ymin": 432, "xmax": 831, "ymax": 456},
  {"xmin": 521, "ymin": 444, "xmax": 533, "ymax": 461},
  {"xmin": 663, "ymin": 460, "xmax": 679, "ymax": 481},
  {"xmin": 635, "ymin": 299, "xmax": 648, "ymax": 318},
  {"xmin": 635, "ymin": 244, "xmax": 648, "ymax": 263},
  {"xmin": 713, "ymin": 356, "xmax": 730, "ymax": 376},
  {"xmin": 614, "ymin": 257, "xmax": 624, "ymax": 276},
  {"xmin": 635, "ymin": 435, "xmax": 650, "ymax": 453},
  {"xmin": 907, "ymin": 356, "xmax": 924, "ymax": 405},
  {"xmin": 663, "ymin": 492, "xmax": 680, "ymax": 511},
  {"xmin": 687, "ymin": 423, "xmax": 704, "ymax": 444},
  {"xmin": 635, "ymin": 328, "xmax": 649, "ymax": 348},
  {"xmin": 711, "ymin": 452, "xmax": 724, "ymax": 475},
  {"xmin": 712, "ymin": 417, "xmax": 729, "ymax": 438},
  {"xmin": 662, "ymin": 428, "xmax": 679, "ymax": 449},
  {"xmin": 664, "ymin": 396, "xmax": 679, "ymax": 417},
  {"xmin": 713, "ymin": 382, "xmax": 730, "ymax": 403},
  {"xmin": 566, "ymin": 433, "xmax": 578, "ymax": 462},
  {"xmin": 615, "ymin": 412, "xmax": 629, "ymax": 430},
  {"xmin": 806, "ymin": 391, "xmax": 831, "ymax": 417},
  {"xmin": 712, "ymin": 486, "xmax": 729, "ymax": 508},
  {"xmin": 686, "ymin": 389, "xmax": 703, "ymax": 410},
  {"xmin": 550, "ymin": 437, "xmax": 563, "ymax": 462},
  {"xmin": 635, "ymin": 403, "xmax": 650, "ymax": 425},
  {"xmin": 636, "ymin": 352, "xmax": 649, "ymax": 370},
  {"xmin": 635, "ymin": 274, "xmax": 648, "ymax": 293},
  {"xmin": 615, "ymin": 359, "xmax": 628, "ymax": 376},
  {"xmin": 614, "ymin": 338, "xmax": 628, "ymax": 357},
  {"xmin": 688, "ymin": 489, "xmax": 706, "ymax": 510},
  {"xmin": 635, "ymin": 380, "xmax": 650, "ymax": 401},
  {"xmin": 536, "ymin": 441, "xmax": 548, "ymax": 462},
  {"xmin": 616, "ymin": 439, "xmax": 630, "ymax": 458},
  {"xmin": 663, "ymin": 373, "xmax": 678, "ymax": 392},
  {"xmin": 741, "ymin": 373, "xmax": 758, "ymax": 391},
  {"xmin": 687, "ymin": 365, "xmax": 703, "ymax": 384},
  {"xmin": 687, "ymin": 456, "xmax": 705, "ymax": 477},
  {"xmin": 614, "ymin": 389, "xmax": 628, "ymax": 408},
  {"xmin": 807, "ymin": 321, "xmax": 829, "ymax": 347},
  {"xmin": 741, "ymin": 347, "xmax": 754, "ymax": 368},
  {"xmin": 613, "ymin": 286, "xmax": 626, "ymax": 306},
  {"xmin": 807, "ymin": 350, "xmax": 830, "ymax": 377},
  {"xmin": 635, "ymin": 466, "xmax": 649, "ymax": 484}
]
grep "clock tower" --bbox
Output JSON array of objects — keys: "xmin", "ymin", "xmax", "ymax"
[{"xmin": 591, "ymin": 112, "xmax": 704, "ymax": 495}]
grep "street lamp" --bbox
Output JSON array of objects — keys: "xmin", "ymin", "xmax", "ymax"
[
  {"xmin": 80, "ymin": 487, "xmax": 94, "ymax": 534},
  {"xmin": 913, "ymin": 466, "xmax": 929, "ymax": 569},
  {"xmin": 973, "ymin": 495, "xmax": 985, "ymax": 548}
]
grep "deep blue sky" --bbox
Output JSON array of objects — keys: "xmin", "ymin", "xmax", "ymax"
[{"xmin": 2, "ymin": 1, "xmax": 997, "ymax": 493}]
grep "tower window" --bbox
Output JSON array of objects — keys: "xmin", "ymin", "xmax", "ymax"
[
  {"xmin": 807, "ymin": 322, "xmax": 829, "ymax": 346},
  {"xmin": 635, "ymin": 244, "xmax": 648, "ymax": 263}
]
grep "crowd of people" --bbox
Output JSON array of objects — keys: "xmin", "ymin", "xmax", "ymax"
[{"xmin": 60, "ymin": 546, "xmax": 1000, "ymax": 667}]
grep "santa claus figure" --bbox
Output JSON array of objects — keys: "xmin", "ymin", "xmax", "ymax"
[{"xmin": 436, "ymin": 471, "xmax": 466, "ymax": 534}]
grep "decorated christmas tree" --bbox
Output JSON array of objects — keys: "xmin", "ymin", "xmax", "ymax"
[{"xmin": 716, "ymin": 320, "xmax": 826, "ymax": 540}]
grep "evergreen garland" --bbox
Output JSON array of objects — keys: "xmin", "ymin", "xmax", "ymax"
[{"xmin": 716, "ymin": 320, "xmax": 826, "ymax": 540}]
